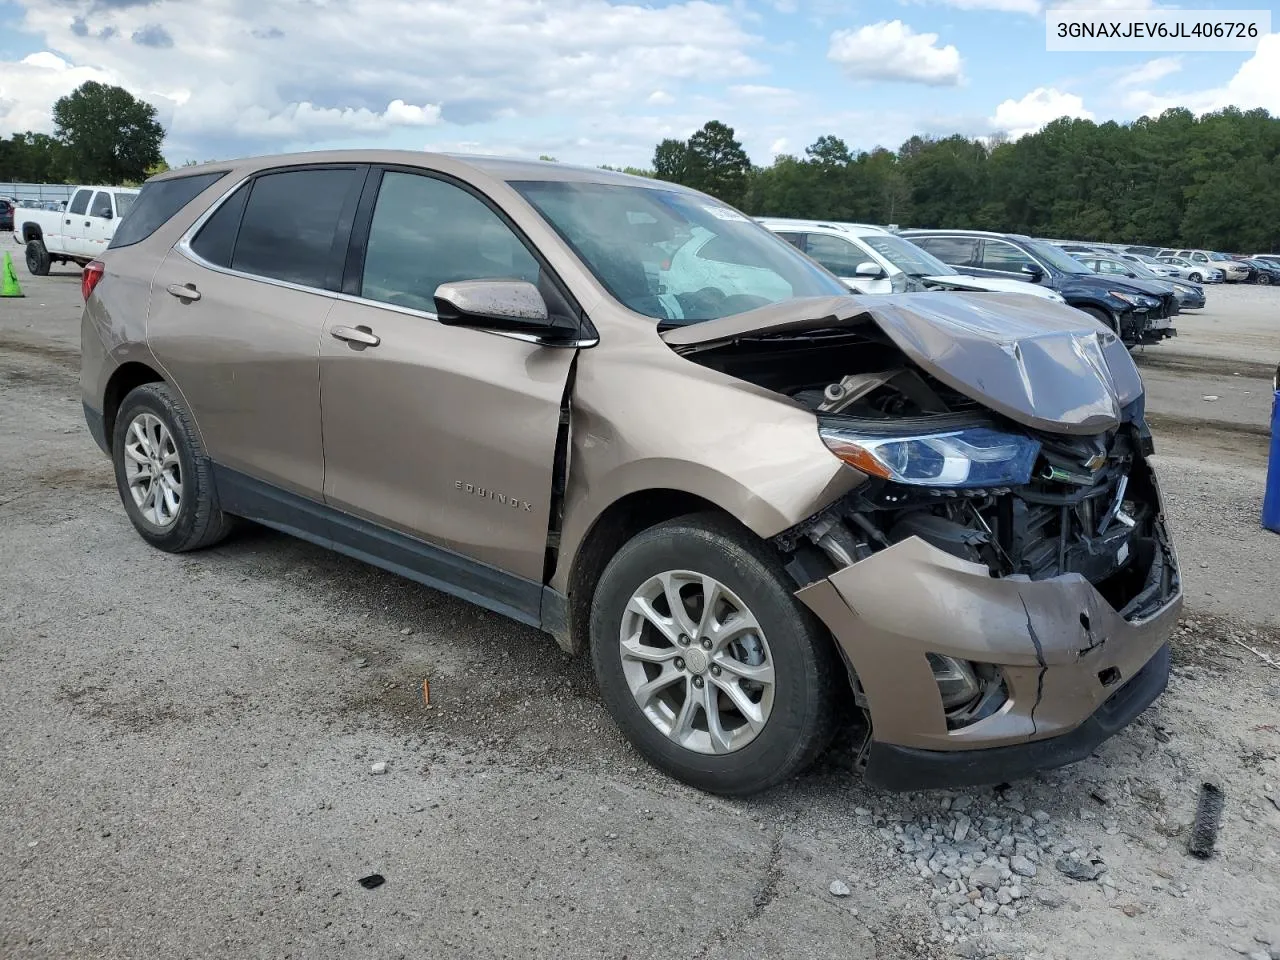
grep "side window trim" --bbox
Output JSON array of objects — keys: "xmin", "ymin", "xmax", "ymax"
[
  {"xmin": 341, "ymin": 164, "xmax": 585, "ymax": 332},
  {"xmin": 177, "ymin": 163, "xmax": 366, "ymax": 295}
]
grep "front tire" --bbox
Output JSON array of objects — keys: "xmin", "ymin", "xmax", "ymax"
[
  {"xmin": 1188, "ymin": 272, "xmax": 1202, "ymax": 283},
  {"xmin": 111, "ymin": 382, "xmax": 234, "ymax": 552},
  {"xmin": 590, "ymin": 513, "xmax": 839, "ymax": 796},
  {"xmin": 25, "ymin": 239, "xmax": 51, "ymax": 276},
  {"xmin": 1080, "ymin": 305, "xmax": 1120, "ymax": 337},
  {"xmin": 1257, "ymin": 273, "xmax": 1271, "ymax": 286}
]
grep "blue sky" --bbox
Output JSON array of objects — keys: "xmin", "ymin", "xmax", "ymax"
[{"xmin": 0, "ymin": 0, "xmax": 1275, "ymax": 167}]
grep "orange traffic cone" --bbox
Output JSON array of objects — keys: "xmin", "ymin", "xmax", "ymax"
[{"xmin": 1, "ymin": 251, "xmax": 23, "ymax": 298}]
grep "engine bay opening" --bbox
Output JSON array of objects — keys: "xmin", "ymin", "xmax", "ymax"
[{"xmin": 678, "ymin": 320, "xmax": 1178, "ymax": 623}]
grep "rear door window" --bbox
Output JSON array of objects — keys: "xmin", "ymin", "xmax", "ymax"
[
  {"xmin": 68, "ymin": 190, "xmax": 92, "ymax": 216},
  {"xmin": 89, "ymin": 191, "xmax": 113, "ymax": 218},
  {"xmin": 231, "ymin": 167, "xmax": 361, "ymax": 289},
  {"xmin": 109, "ymin": 171, "xmax": 227, "ymax": 249},
  {"xmin": 189, "ymin": 184, "xmax": 250, "ymax": 268},
  {"xmin": 913, "ymin": 236, "xmax": 978, "ymax": 268}
]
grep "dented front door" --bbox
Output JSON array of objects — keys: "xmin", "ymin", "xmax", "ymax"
[{"xmin": 318, "ymin": 169, "xmax": 575, "ymax": 581}]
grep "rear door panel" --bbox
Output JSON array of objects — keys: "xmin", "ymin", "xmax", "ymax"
[
  {"xmin": 61, "ymin": 189, "xmax": 93, "ymax": 254},
  {"xmin": 148, "ymin": 251, "xmax": 334, "ymax": 497},
  {"xmin": 146, "ymin": 165, "xmax": 365, "ymax": 499}
]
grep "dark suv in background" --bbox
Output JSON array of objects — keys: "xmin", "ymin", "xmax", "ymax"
[
  {"xmin": 0, "ymin": 198, "xmax": 14, "ymax": 233},
  {"xmin": 901, "ymin": 230, "xmax": 1177, "ymax": 346}
]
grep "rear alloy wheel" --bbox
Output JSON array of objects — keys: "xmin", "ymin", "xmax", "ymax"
[
  {"xmin": 590, "ymin": 513, "xmax": 839, "ymax": 796},
  {"xmin": 111, "ymin": 382, "xmax": 235, "ymax": 552},
  {"xmin": 25, "ymin": 239, "xmax": 51, "ymax": 276}
]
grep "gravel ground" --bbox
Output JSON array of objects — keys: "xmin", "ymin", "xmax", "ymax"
[{"xmin": 1, "ymin": 272, "xmax": 1278, "ymax": 960}]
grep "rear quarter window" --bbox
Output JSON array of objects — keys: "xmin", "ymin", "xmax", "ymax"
[{"xmin": 108, "ymin": 172, "xmax": 228, "ymax": 250}]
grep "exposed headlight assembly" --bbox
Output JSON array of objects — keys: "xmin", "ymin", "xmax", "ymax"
[
  {"xmin": 818, "ymin": 422, "xmax": 1041, "ymax": 488},
  {"xmin": 1107, "ymin": 290, "xmax": 1139, "ymax": 305}
]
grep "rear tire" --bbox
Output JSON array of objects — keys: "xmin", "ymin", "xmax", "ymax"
[
  {"xmin": 25, "ymin": 239, "xmax": 51, "ymax": 276},
  {"xmin": 111, "ymin": 382, "xmax": 235, "ymax": 553},
  {"xmin": 590, "ymin": 513, "xmax": 840, "ymax": 796}
]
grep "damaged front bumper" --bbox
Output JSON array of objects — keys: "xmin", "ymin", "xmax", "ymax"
[{"xmin": 796, "ymin": 534, "xmax": 1181, "ymax": 791}]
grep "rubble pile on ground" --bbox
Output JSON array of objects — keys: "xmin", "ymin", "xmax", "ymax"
[{"xmin": 858, "ymin": 789, "xmax": 1124, "ymax": 944}]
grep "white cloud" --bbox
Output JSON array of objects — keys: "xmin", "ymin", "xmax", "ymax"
[
  {"xmin": 1123, "ymin": 33, "xmax": 1280, "ymax": 116},
  {"xmin": 0, "ymin": 52, "xmax": 116, "ymax": 133},
  {"xmin": 2, "ymin": 0, "xmax": 765, "ymax": 158},
  {"xmin": 1116, "ymin": 56, "xmax": 1181, "ymax": 87},
  {"xmin": 989, "ymin": 87, "xmax": 1093, "ymax": 138},
  {"xmin": 828, "ymin": 20, "xmax": 964, "ymax": 86},
  {"xmin": 769, "ymin": 137, "xmax": 789, "ymax": 155}
]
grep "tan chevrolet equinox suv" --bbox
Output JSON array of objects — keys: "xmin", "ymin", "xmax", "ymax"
[{"xmin": 80, "ymin": 152, "xmax": 1182, "ymax": 795}]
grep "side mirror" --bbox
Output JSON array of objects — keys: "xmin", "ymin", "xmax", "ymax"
[
  {"xmin": 435, "ymin": 279, "xmax": 548, "ymax": 328},
  {"xmin": 102, "ymin": 210, "xmax": 113, "ymax": 220},
  {"xmin": 854, "ymin": 261, "xmax": 885, "ymax": 279},
  {"xmin": 1020, "ymin": 263, "xmax": 1044, "ymax": 280},
  {"xmin": 434, "ymin": 279, "xmax": 581, "ymax": 345}
]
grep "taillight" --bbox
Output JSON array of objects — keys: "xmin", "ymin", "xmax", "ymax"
[{"xmin": 82, "ymin": 260, "xmax": 105, "ymax": 302}]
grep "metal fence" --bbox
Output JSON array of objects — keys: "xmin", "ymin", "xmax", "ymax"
[{"xmin": 0, "ymin": 182, "xmax": 76, "ymax": 207}]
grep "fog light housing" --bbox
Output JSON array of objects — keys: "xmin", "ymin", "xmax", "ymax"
[{"xmin": 926, "ymin": 653, "xmax": 981, "ymax": 709}]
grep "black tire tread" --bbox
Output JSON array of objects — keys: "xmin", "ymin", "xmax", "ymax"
[
  {"xmin": 590, "ymin": 511, "xmax": 840, "ymax": 796},
  {"xmin": 112, "ymin": 382, "xmax": 234, "ymax": 552},
  {"xmin": 25, "ymin": 240, "xmax": 51, "ymax": 277}
]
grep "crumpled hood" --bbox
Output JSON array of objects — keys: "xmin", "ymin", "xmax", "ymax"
[{"xmin": 662, "ymin": 292, "xmax": 1145, "ymax": 435}]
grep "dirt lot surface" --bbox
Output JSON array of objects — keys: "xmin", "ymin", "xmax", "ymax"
[{"xmin": 2, "ymin": 273, "xmax": 1278, "ymax": 960}]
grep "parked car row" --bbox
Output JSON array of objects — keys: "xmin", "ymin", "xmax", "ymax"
[
  {"xmin": 1052, "ymin": 238, "xmax": 1280, "ymax": 285},
  {"xmin": 755, "ymin": 220, "xmax": 1177, "ymax": 347}
]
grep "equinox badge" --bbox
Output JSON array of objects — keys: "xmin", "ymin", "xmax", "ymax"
[{"xmin": 455, "ymin": 480, "xmax": 533, "ymax": 512}]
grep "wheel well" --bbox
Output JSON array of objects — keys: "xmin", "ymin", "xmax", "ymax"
[
  {"xmin": 21, "ymin": 223, "xmax": 43, "ymax": 245},
  {"xmin": 562, "ymin": 489, "xmax": 727, "ymax": 655},
  {"xmin": 102, "ymin": 362, "xmax": 165, "ymax": 451}
]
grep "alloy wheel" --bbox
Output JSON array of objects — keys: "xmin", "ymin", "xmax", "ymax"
[
  {"xmin": 618, "ymin": 570, "xmax": 775, "ymax": 755},
  {"xmin": 122, "ymin": 412, "xmax": 183, "ymax": 527}
]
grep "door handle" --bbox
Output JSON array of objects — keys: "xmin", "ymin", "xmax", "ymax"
[
  {"xmin": 166, "ymin": 282, "xmax": 201, "ymax": 302},
  {"xmin": 330, "ymin": 325, "xmax": 380, "ymax": 347},
  {"xmin": 65, "ymin": 219, "xmax": 71, "ymax": 225},
  {"xmin": 85, "ymin": 221, "xmax": 92, "ymax": 227}
]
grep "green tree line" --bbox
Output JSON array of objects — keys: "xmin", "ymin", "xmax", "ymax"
[
  {"xmin": 651, "ymin": 109, "xmax": 1280, "ymax": 253},
  {"xmin": 1, "ymin": 81, "xmax": 165, "ymax": 185}
]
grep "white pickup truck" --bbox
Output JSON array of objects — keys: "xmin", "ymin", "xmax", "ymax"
[{"xmin": 15, "ymin": 185, "xmax": 139, "ymax": 275}]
